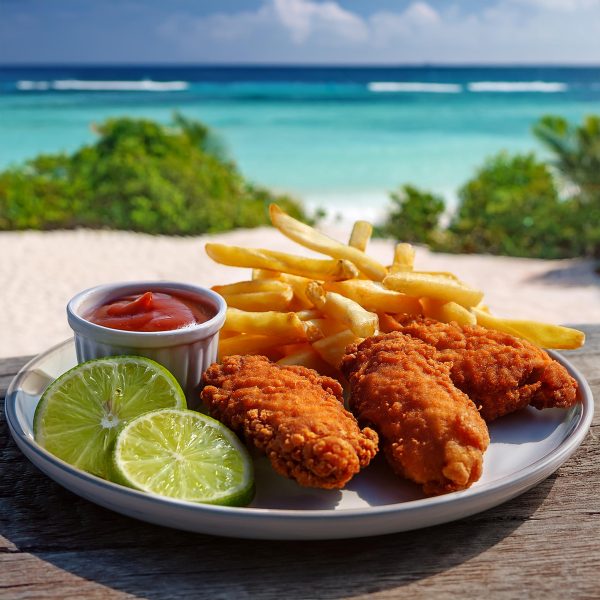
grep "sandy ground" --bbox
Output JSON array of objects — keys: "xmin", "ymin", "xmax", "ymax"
[{"xmin": 1, "ymin": 226, "xmax": 599, "ymax": 359}]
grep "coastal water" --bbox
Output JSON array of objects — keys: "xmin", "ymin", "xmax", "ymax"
[{"xmin": 2, "ymin": 65, "xmax": 600, "ymax": 219}]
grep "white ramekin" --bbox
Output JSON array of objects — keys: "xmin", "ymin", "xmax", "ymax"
[{"xmin": 66, "ymin": 281, "xmax": 226, "ymax": 398}]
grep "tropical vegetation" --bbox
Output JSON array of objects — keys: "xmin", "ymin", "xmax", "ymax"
[
  {"xmin": 0, "ymin": 114, "xmax": 307, "ymax": 234},
  {"xmin": 381, "ymin": 115, "xmax": 600, "ymax": 259}
]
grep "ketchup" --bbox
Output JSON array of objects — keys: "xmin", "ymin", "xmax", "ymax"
[{"xmin": 85, "ymin": 291, "xmax": 214, "ymax": 332}]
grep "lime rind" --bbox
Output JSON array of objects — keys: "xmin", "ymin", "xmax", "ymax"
[
  {"xmin": 113, "ymin": 408, "xmax": 254, "ymax": 506},
  {"xmin": 33, "ymin": 356, "xmax": 186, "ymax": 479}
]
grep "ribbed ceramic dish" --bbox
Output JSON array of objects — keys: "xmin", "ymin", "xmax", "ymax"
[{"xmin": 66, "ymin": 281, "xmax": 226, "ymax": 396}]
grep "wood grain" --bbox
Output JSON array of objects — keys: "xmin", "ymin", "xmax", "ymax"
[
  {"xmin": 0, "ymin": 355, "xmax": 33, "ymax": 399},
  {"xmin": 1, "ymin": 327, "xmax": 598, "ymax": 599}
]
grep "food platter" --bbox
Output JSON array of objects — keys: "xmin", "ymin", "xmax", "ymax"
[{"xmin": 5, "ymin": 338, "xmax": 593, "ymax": 540}]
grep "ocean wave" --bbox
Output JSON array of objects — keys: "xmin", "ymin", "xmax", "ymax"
[
  {"xmin": 16, "ymin": 79, "xmax": 189, "ymax": 92},
  {"xmin": 367, "ymin": 82, "xmax": 462, "ymax": 93},
  {"xmin": 16, "ymin": 81, "xmax": 51, "ymax": 90},
  {"xmin": 468, "ymin": 81, "xmax": 567, "ymax": 93}
]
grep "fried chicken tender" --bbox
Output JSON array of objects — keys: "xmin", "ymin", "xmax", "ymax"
[
  {"xmin": 383, "ymin": 315, "xmax": 579, "ymax": 421},
  {"xmin": 201, "ymin": 355, "xmax": 378, "ymax": 489},
  {"xmin": 341, "ymin": 333, "xmax": 490, "ymax": 495}
]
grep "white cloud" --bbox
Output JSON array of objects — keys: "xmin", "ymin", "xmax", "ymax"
[
  {"xmin": 157, "ymin": 0, "xmax": 600, "ymax": 64},
  {"xmin": 272, "ymin": 0, "xmax": 368, "ymax": 43},
  {"xmin": 369, "ymin": 2, "xmax": 441, "ymax": 45},
  {"xmin": 404, "ymin": 2, "xmax": 441, "ymax": 25},
  {"xmin": 509, "ymin": 0, "xmax": 600, "ymax": 11}
]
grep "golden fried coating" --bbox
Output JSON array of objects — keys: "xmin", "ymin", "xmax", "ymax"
[
  {"xmin": 201, "ymin": 355, "xmax": 378, "ymax": 489},
  {"xmin": 384, "ymin": 315, "xmax": 579, "ymax": 421},
  {"xmin": 342, "ymin": 333, "xmax": 490, "ymax": 495}
]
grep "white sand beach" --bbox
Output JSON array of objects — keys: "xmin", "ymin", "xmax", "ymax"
[{"xmin": 1, "ymin": 226, "xmax": 599, "ymax": 359}]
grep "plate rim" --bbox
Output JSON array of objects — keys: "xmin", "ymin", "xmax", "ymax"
[{"xmin": 4, "ymin": 338, "xmax": 594, "ymax": 523}]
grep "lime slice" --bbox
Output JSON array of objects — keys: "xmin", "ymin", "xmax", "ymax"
[
  {"xmin": 112, "ymin": 408, "xmax": 254, "ymax": 506},
  {"xmin": 34, "ymin": 356, "xmax": 186, "ymax": 479}
]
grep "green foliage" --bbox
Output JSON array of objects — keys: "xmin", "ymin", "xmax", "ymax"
[
  {"xmin": 533, "ymin": 115, "xmax": 600, "ymax": 257},
  {"xmin": 379, "ymin": 185, "xmax": 445, "ymax": 245},
  {"xmin": 380, "ymin": 115, "xmax": 600, "ymax": 259},
  {"xmin": 0, "ymin": 114, "xmax": 307, "ymax": 235},
  {"xmin": 533, "ymin": 115, "xmax": 600, "ymax": 200},
  {"xmin": 446, "ymin": 152, "xmax": 574, "ymax": 258}
]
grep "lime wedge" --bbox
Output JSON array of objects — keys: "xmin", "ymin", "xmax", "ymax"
[
  {"xmin": 34, "ymin": 356, "xmax": 186, "ymax": 479},
  {"xmin": 112, "ymin": 408, "xmax": 254, "ymax": 506}
]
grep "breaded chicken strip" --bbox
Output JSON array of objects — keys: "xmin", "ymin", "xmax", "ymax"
[
  {"xmin": 342, "ymin": 333, "xmax": 490, "ymax": 495},
  {"xmin": 381, "ymin": 315, "xmax": 579, "ymax": 421},
  {"xmin": 201, "ymin": 355, "xmax": 378, "ymax": 489}
]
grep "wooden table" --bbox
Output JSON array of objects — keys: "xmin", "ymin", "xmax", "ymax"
[{"xmin": 1, "ymin": 325, "xmax": 598, "ymax": 599}]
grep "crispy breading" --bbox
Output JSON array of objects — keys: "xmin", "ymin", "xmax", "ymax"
[
  {"xmin": 384, "ymin": 315, "xmax": 579, "ymax": 421},
  {"xmin": 342, "ymin": 333, "xmax": 490, "ymax": 495},
  {"xmin": 201, "ymin": 355, "xmax": 378, "ymax": 489}
]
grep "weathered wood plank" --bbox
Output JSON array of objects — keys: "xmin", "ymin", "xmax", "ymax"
[
  {"xmin": 0, "ymin": 355, "xmax": 34, "ymax": 378},
  {"xmin": 1, "ymin": 326, "xmax": 598, "ymax": 599},
  {"xmin": 0, "ymin": 554, "xmax": 129, "ymax": 599},
  {"xmin": 0, "ymin": 355, "xmax": 33, "ymax": 398}
]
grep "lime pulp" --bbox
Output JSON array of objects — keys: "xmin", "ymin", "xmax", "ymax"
[{"xmin": 112, "ymin": 408, "xmax": 254, "ymax": 506}]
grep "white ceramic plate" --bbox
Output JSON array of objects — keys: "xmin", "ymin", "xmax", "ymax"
[{"xmin": 5, "ymin": 339, "xmax": 593, "ymax": 540}]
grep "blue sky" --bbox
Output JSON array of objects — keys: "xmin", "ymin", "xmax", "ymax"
[{"xmin": 1, "ymin": 0, "xmax": 599, "ymax": 64}]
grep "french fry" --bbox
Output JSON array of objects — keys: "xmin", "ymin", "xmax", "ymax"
[
  {"xmin": 475, "ymin": 302, "xmax": 491, "ymax": 313},
  {"xmin": 304, "ymin": 318, "xmax": 348, "ymax": 339},
  {"xmin": 306, "ymin": 282, "xmax": 379, "ymax": 338},
  {"xmin": 217, "ymin": 329, "xmax": 239, "ymax": 340},
  {"xmin": 223, "ymin": 308, "xmax": 310, "ymax": 340},
  {"xmin": 249, "ymin": 269, "xmax": 313, "ymax": 308},
  {"xmin": 206, "ymin": 243, "xmax": 358, "ymax": 281},
  {"xmin": 384, "ymin": 272, "xmax": 484, "ymax": 308},
  {"xmin": 269, "ymin": 204, "xmax": 387, "ymax": 281},
  {"xmin": 295, "ymin": 308, "xmax": 322, "ymax": 321},
  {"xmin": 304, "ymin": 282, "xmax": 325, "ymax": 306},
  {"xmin": 415, "ymin": 271, "xmax": 463, "ymax": 282},
  {"xmin": 378, "ymin": 313, "xmax": 403, "ymax": 333},
  {"xmin": 218, "ymin": 334, "xmax": 281, "ymax": 358},
  {"xmin": 279, "ymin": 273, "xmax": 314, "ymax": 308},
  {"xmin": 252, "ymin": 268, "xmax": 280, "ymax": 280},
  {"xmin": 213, "ymin": 279, "xmax": 290, "ymax": 295},
  {"xmin": 324, "ymin": 280, "xmax": 422, "ymax": 315},
  {"xmin": 220, "ymin": 288, "xmax": 293, "ymax": 312},
  {"xmin": 277, "ymin": 345, "xmax": 325, "ymax": 368},
  {"xmin": 348, "ymin": 220, "xmax": 373, "ymax": 251},
  {"xmin": 277, "ymin": 345, "xmax": 343, "ymax": 379},
  {"xmin": 390, "ymin": 243, "xmax": 416, "ymax": 273},
  {"xmin": 472, "ymin": 309, "xmax": 585, "ymax": 350},
  {"xmin": 420, "ymin": 297, "xmax": 476, "ymax": 327},
  {"xmin": 280, "ymin": 342, "xmax": 312, "ymax": 356},
  {"xmin": 312, "ymin": 329, "xmax": 361, "ymax": 368}
]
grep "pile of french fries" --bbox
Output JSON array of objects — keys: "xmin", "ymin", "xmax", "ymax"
[{"xmin": 206, "ymin": 204, "xmax": 585, "ymax": 378}]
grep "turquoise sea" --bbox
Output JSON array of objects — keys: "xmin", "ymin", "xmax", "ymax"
[{"xmin": 2, "ymin": 66, "xmax": 600, "ymax": 219}]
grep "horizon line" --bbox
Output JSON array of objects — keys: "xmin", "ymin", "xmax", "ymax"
[{"xmin": 2, "ymin": 62, "xmax": 600, "ymax": 69}]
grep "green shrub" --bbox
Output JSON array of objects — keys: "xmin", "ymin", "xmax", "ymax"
[
  {"xmin": 378, "ymin": 184, "xmax": 445, "ymax": 246},
  {"xmin": 378, "ymin": 115, "xmax": 600, "ymax": 259},
  {"xmin": 0, "ymin": 114, "xmax": 307, "ymax": 234},
  {"xmin": 445, "ymin": 152, "xmax": 573, "ymax": 258},
  {"xmin": 378, "ymin": 151, "xmax": 590, "ymax": 259},
  {"xmin": 533, "ymin": 115, "xmax": 600, "ymax": 257}
]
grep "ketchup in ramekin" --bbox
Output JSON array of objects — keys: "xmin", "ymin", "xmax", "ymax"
[
  {"xmin": 85, "ymin": 291, "xmax": 214, "ymax": 332},
  {"xmin": 67, "ymin": 282, "xmax": 226, "ymax": 398}
]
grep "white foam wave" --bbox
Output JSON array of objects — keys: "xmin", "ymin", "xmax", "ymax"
[
  {"xmin": 17, "ymin": 79, "xmax": 189, "ymax": 92},
  {"xmin": 16, "ymin": 81, "xmax": 51, "ymax": 90},
  {"xmin": 367, "ymin": 81, "xmax": 462, "ymax": 94},
  {"xmin": 368, "ymin": 82, "xmax": 462, "ymax": 93},
  {"xmin": 468, "ymin": 81, "xmax": 567, "ymax": 93}
]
